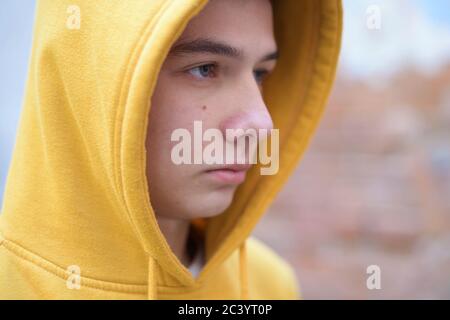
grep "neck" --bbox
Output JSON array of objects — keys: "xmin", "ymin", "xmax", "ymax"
[{"xmin": 156, "ymin": 216, "xmax": 192, "ymax": 267}]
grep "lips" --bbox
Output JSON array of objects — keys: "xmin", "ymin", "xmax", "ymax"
[{"xmin": 205, "ymin": 164, "xmax": 252, "ymax": 184}]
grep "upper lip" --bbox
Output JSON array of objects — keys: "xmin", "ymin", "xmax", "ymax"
[{"xmin": 206, "ymin": 164, "xmax": 252, "ymax": 172}]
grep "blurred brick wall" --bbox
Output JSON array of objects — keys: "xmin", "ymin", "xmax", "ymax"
[{"xmin": 254, "ymin": 65, "xmax": 450, "ymax": 299}]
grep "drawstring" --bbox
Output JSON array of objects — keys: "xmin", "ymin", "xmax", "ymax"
[
  {"xmin": 146, "ymin": 240, "xmax": 249, "ymax": 300},
  {"xmin": 147, "ymin": 256, "xmax": 157, "ymax": 300},
  {"xmin": 239, "ymin": 240, "xmax": 249, "ymax": 300}
]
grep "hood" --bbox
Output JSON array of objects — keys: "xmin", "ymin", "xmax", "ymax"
[{"xmin": 0, "ymin": 0, "xmax": 342, "ymax": 299}]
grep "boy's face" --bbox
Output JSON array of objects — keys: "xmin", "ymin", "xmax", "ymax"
[{"xmin": 146, "ymin": 0, "xmax": 277, "ymax": 220}]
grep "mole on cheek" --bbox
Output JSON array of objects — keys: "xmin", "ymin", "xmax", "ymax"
[{"xmin": 202, "ymin": 105, "xmax": 207, "ymax": 111}]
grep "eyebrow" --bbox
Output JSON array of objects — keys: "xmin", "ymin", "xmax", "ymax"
[{"xmin": 169, "ymin": 37, "xmax": 279, "ymax": 62}]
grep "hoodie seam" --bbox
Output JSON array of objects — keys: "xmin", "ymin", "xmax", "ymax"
[
  {"xmin": 117, "ymin": 0, "xmax": 209, "ymax": 286},
  {"xmin": 112, "ymin": 0, "xmax": 174, "ymax": 241},
  {"xmin": 0, "ymin": 233, "xmax": 204, "ymax": 294},
  {"xmin": 0, "ymin": 234, "xmax": 149, "ymax": 294}
]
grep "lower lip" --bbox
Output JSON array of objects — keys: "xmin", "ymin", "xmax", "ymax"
[{"xmin": 206, "ymin": 169, "xmax": 247, "ymax": 184}]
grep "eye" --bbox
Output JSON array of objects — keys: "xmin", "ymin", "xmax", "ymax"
[
  {"xmin": 187, "ymin": 63, "xmax": 218, "ymax": 79},
  {"xmin": 254, "ymin": 69, "xmax": 270, "ymax": 85}
]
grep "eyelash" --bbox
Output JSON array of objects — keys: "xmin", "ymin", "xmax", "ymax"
[
  {"xmin": 254, "ymin": 69, "xmax": 270, "ymax": 84},
  {"xmin": 186, "ymin": 63, "xmax": 270, "ymax": 84},
  {"xmin": 187, "ymin": 63, "xmax": 218, "ymax": 79}
]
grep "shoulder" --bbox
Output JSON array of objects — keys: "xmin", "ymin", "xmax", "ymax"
[{"xmin": 245, "ymin": 237, "xmax": 302, "ymax": 300}]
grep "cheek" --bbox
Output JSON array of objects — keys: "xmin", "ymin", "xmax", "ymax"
[
  {"xmin": 149, "ymin": 77, "xmax": 209, "ymax": 131},
  {"xmin": 147, "ymin": 71, "xmax": 236, "ymax": 161},
  {"xmin": 146, "ymin": 80, "xmax": 204, "ymax": 172}
]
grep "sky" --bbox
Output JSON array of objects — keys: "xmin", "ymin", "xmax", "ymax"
[
  {"xmin": 0, "ymin": 1, "xmax": 35, "ymax": 205},
  {"xmin": 341, "ymin": 0, "xmax": 450, "ymax": 79},
  {"xmin": 1, "ymin": 1, "xmax": 450, "ymax": 204}
]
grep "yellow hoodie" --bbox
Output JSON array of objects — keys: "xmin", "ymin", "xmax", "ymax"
[{"xmin": 0, "ymin": 0, "xmax": 342, "ymax": 299}]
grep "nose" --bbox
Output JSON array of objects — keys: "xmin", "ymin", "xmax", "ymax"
[{"xmin": 219, "ymin": 81, "xmax": 274, "ymax": 141}]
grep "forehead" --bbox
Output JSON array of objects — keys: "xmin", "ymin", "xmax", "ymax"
[{"xmin": 173, "ymin": 0, "xmax": 277, "ymax": 57}]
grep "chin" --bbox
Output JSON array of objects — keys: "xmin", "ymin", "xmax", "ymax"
[{"xmin": 185, "ymin": 188, "xmax": 236, "ymax": 219}]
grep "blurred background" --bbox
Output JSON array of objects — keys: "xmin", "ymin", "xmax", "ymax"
[
  {"xmin": 1, "ymin": 0, "xmax": 449, "ymax": 299},
  {"xmin": 256, "ymin": 0, "xmax": 450, "ymax": 299}
]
